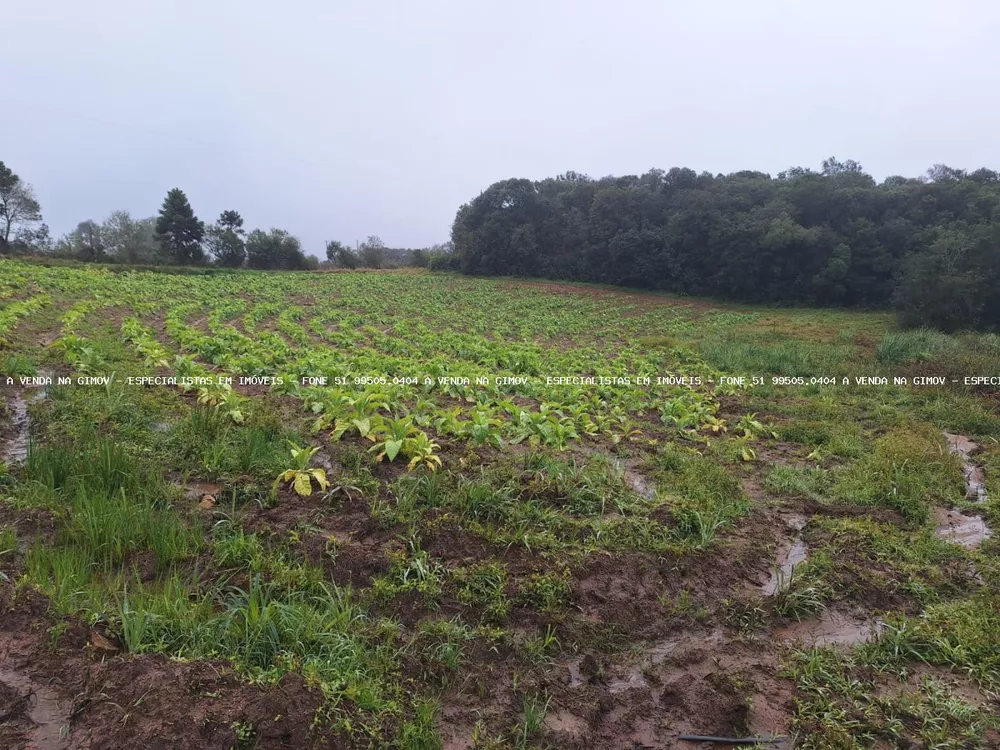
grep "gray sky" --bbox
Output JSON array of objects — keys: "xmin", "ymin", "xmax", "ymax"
[{"xmin": 6, "ymin": 0, "xmax": 1000, "ymax": 253}]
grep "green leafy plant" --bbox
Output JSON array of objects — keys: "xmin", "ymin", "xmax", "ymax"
[{"xmin": 274, "ymin": 442, "xmax": 330, "ymax": 496}]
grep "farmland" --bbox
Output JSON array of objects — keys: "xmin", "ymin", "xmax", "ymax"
[{"xmin": 1, "ymin": 258, "xmax": 999, "ymax": 749}]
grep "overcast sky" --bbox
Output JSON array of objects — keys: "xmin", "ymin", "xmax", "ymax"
[{"xmin": 6, "ymin": 0, "xmax": 1000, "ymax": 254}]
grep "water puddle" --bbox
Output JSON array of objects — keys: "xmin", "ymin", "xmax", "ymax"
[
  {"xmin": 623, "ymin": 469, "xmax": 656, "ymax": 500},
  {"xmin": 932, "ymin": 507, "xmax": 992, "ymax": 547},
  {"xmin": 543, "ymin": 711, "xmax": 588, "ymax": 738},
  {"xmin": 607, "ymin": 672, "xmax": 649, "ymax": 694},
  {"xmin": 29, "ymin": 370, "xmax": 54, "ymax": 402},
  {"xmin": 944, "ymin": 432, "xmax": 988, "ymax": 503},
  {"xmin": 0, "ymin": 668, "xmax": 72, "ymax": 749},
  {"xmin": 774, "ymin": 610, "xmax": 883, "ymax": 648},
  {"xmin": 2, "ymin": 394, "xmax": 30, "ymax": 464},
  {"xmin": 761, "ymin": 515, "xmax": 807, "ymax": 596},
  {"xmin": 2, "ymin": 372, "xmax": 52, "ymax": 465},
  {"xmin": 567, "ymin": 657, "xmax": 585, "ymax": 688},
  {"xmin": 572, "ymin": 445, "xmax": 658, "ymax": 500},
  {"xmin": 648, "ymin": 628, "xmax": 725, "ymax": 666}
]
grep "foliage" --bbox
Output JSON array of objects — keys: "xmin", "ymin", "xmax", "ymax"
[
  {"xmin": 359, "ymin": 235, "xmax": 386, "ymax": 269},
  {"xmin": 274, "ymin": 442, "xmax": 330, "ymax": 496},
  {"xmin": 154, "ymin": 188, "xmax": 205, "ymax": 265},
  {"xmin": 206, "ymin": 210, "xmax": 247, "ymax": 268},
  {"xmin": 0, "ymin": 160, "xmax": 44, "ymax": 252},
  {"xmin": 451, "ymin": 163, "xmax": 1000, "ymax": 330},
  {"xmin": 100, "ymin": 211, "xmax": 158, "ymax": 264},
  {"xmin": 246, "ymin": 228, "xmax": 310, "ymax": 270},
  {"xmin": 326, "ymin": 240, "xmax": 358, "ymax": 268}
]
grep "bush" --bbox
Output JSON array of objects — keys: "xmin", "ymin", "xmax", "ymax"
[{"xmin": 427, "ymin": 251, "xmax": 460, "ymax": 272}]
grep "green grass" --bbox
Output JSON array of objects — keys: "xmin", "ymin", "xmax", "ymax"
[
  {"xmin": 875, "ymin": 328, "xmax": 957, "ymax": 365},
  {"xmin": 701, "ymin": 336, "xmax": 856, "ymax": 377},
  {"xmin": 785, "ymin": 647, "xmax": 999, "ymax": 749},
  {"xmin": 0, "ymin": 526, "xmax": 17, "ymax": 558},
  {"xmin": 865, "ymin": 594, "xmax": 1000, "ymax": 689},
  {"xmin": 833, "ymin": 427, "xmax": 965, "ymax": 523}
]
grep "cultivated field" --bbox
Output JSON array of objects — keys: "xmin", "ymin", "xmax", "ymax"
[{"xmin": 1, "ymin": 258, "xmax": 999, "ymax": 749}]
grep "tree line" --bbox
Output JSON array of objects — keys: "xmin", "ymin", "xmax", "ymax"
[
  {"xmin": 0, "ymin": 164, "xmax": 443, "ymax": 271},
  {"xmin": 6, "ymin": 156, "xmax": 999, "ymax": 330},
  {"xmin": 450, "ymin": 160, "xmax": 1000, "ymax": 331}
]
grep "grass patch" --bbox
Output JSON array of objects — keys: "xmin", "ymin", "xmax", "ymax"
[
  {"xmin": 875, "ymin": 328, "xmax": 957, "ymax": 365},
  {"xmin": 833, "ymin": 427, "xmax": 964, "ymax": 523}
]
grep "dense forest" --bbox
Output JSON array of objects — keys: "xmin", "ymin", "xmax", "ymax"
[{"xmin": 450, "ymin": 159, "xmax": 1000, "ymax": 331}]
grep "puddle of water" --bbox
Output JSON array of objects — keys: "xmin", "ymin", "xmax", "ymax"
[
  {"xmin": 761, "ymin": 538, "xmax": 808, "ymax": 596},
  {"xmin": 3, "ymin": 373, "xmax": 54, "ymax": 465},
  {"xmin": 774, "ymin": 610, "xmax": 883, "ymax": 648},
  {"xmin": 0, "ymin": 668, "xmax": 72, "ymax": 749},
  {"xmin": 648, "ymin": 628, "xmax": 725, "ymax": 666},
  {"xmin": 543, "ymin": 711, "xmax": 588, "ymax": 737},
  {"xmin": 933, "ymin": 507, "xmax": 992, "ymax": 547},
  {"xmin": 623, "ymin": 469, "xmax": 656, "ymax": 500},
  {"xmin": 574, "ymin": 446, "xmax": 658, "ymax": 501},
  {"xmin": 567, "ymin": 657, "xmax": 585, "ymax": 688},
  {"xmin": 3, "ymin": 394, "xmax": 30, "ymax": 464},
  {"xmin": 607, "ymin": 672, "xmax": 649, "ymax": 694},
  {"xmin": 944, "ymin": 432, "xmax": 988, "ymax": 503},
  {"xmin": 30, "ymin": 370, "xmax": 54, "ymax": 402},
  {"xmin": 761, "ymin": 515, "xmax": 808, "ymax": 596}
]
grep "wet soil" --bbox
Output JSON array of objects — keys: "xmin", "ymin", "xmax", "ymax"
[
  {"xmin": 0, "ymin": 668, "xmax": 72, "ymax": 750},
  {"xmin": 541, "ymin": 627, "xmax": 795, "ymax": 748},
  {"xmin": 773, "ymin": 609, "xmax": 883, "ymax": 648},
  {"xmin": 760, "ymin": 515, "xmax": 807, "ymax": 597},
  {"xmin": 933, "ymin": 507, "xmax": 993, "ymax": 547},
  {"xmin": 1, "ymin": 374, "xmax": 51, "ymax": 465},
  {"xmin": 1, "ymin": 394, "xmax": 30, "ymax": 464},
  {"xmin": 945, "ymin": 431, "xmax": 989, "ymax": 503},
  {"xmin": 0, "ymin": 586, "xmax": 340, "ymax": 750}
]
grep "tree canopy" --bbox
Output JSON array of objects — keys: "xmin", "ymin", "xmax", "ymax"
[
  {"xmin": 451, "ymin": 162, "xmax": 1000, "ymax": 331},
  {"xmin": 0, "ymin": 161, "xmax": 44, "ymax": 252},
  {"xmin": 206, "ymin": 210, "xmax": 247, "ymax": 268},
  {"xmin": 246, "ymin": 228, "xmax": 311, "ymax": 270}
]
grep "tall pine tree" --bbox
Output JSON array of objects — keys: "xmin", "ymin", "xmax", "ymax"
[{"xmin": 155, "ymin": 188, "xmax": 205, "ymax": 265}]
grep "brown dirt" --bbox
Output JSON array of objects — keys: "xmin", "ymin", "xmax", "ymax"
[{"xmin": 0, "ymin": 586, "xmax": 347, "ymax": 750}]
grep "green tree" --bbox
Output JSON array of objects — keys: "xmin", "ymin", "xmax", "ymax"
[
  {"xmin": 55, "ymin": 220, "xmax": 106, "ymax": 262},
  {"xmin": 207, "ymin": 210, "xmax": 246, "ymax": 267},
  {"xmin": 894, "ymin": 249, "xmax": 978, "ymax": 331},
  {"xmin": 246, "ymin": 228, "xmax": 309, "ymax": 270},
  {"xmin": 409, "ymin": 248, "xmax": 429, "ymax": 267},
  {"xmin": 0, "ymin": 161, "xmax": 44, "ymax": 252},
  {"xmin": 326, "ymin": 240, "xmax": 358, "ymax": 268},
  {"xmin": 154, "ymin": 188, "xmax": 205, "ymax": 265},
  {"xmin": 102, "ymin": 211, "xmax": 157, "ymax": 264},
  {"xmin": 359, "ymin": 235, "xmax": 386, "ymax": 269},
  {"xmin": 448, "ymin": 159, "xmax": 1000, "ymax": 329}
]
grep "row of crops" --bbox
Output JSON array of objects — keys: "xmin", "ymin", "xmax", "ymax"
[{"xmin": 3, "ymin": 261, "xmax": 763, "ymax": 471}]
